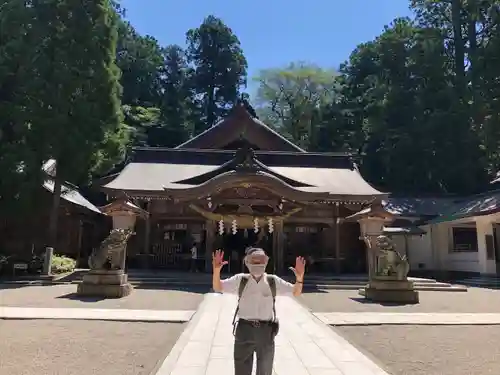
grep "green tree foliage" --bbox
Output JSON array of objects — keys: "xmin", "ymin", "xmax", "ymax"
[
  {"xmin": 114, "ymin": 16, "xmax": 167, "ymax": 149},
  {"xmin": 122, "ymin": 105, "xmax": 161, "ymax": 147},
  {"xmin": 340, "ymin": 15, "xmax": 492, "ymax": 195},
  {"xmin": 410, "ymin": 0, "xmax": 500, "ymax": 176},
  {"xmin": 339, "ymin": 18, "xmax": 481, "ymax": 194},
  {"xmin": 155, "ymin": 44, "xmax": 192, "ymax": 146},
  {"xmin": 0, "ymin": 1, "xmax": 45, "ymax": 214},
  {"xmin": 5, "ymin": 0, "xmax": 500, "ymax": 220},
  {"xmin": 186, "ymin": 15, "xmax": 248, "ymax": 132},
  {"xmin": 24, "ymin": 0, "xmax": 127, "ymax": 247},
  {"xmin": 109, "ymin": 13, "xmax": 248, "ymax": 147},
  {"xmin": 253, "ymin": 2, "xmax": 500, "ymax": 196},
  {"xmin": 254, "ymin": 63, "xmax": 341, "ymax": 151},
  {"xmin": 116, "ymin": 20, "xmax": 164, "ymax": 107}
]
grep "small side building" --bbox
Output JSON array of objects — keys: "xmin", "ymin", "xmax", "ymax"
[
  {"xmin": 387, "ymin": 193, "xmax": 500, "ymax": 278},
  {"xmin": 0, "ymin": 160, "xmax": 107, "ymax": 266}
]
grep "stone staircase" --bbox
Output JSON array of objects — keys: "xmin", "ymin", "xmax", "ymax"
[
  {"xmin": 289, "ymin": 276, "xmax": 466, "ymax": 292},
  {"xmin": 61, "ymin": 270, "xmax": 467, "ymax": 292},
  {"xmin": 455, "ymin": 275, "xmax": 500, "ymax": 289}
]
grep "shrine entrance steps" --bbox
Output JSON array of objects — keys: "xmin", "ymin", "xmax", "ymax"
[
  {"xmin": 154, "ymin": 293, "xmax": 390, "ymax": 375},
  {"xmin": 56, "ymin": 270, "xmax": 467, "ymax": 292},
  {"xmin": 456, "ymin": 275, "xmax": 500, "ymax": 289}
]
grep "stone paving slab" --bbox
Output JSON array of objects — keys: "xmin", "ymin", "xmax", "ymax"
[
  {"xmin": 0, "ymin": 306, "xmax": 195, "ymax": 322},
  {"xmin": 314, "ymin": 312, "xmax": 500, "ymax": 326},
  {"xmin": 155, "ymin": 294, "xmax": 389, "ymax": 375}
]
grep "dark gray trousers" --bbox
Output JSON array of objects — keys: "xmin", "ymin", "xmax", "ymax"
[{"xmin": 234, "ymin": 321, "xmax": 275, "ymax": 375}]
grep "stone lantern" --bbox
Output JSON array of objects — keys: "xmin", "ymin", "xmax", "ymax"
[
  {"xmin": 345, "ymin": 201, "xmax": 419, "ymax": 304},
  {"xmin": 77, "ymin": 195, "xmax": 148, "ymax": 298}
]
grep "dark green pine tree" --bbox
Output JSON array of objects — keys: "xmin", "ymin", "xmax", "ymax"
[
  {"xmin": 0, "ymin": 0, "xmax": 45, "ymax": 216},
  {"xmin": 25, "ymin": 0, "xmax": 128, "ymax": 250},
  {"xmin": 186, "ymin": 15, "xmax": 248, "ymax": 132},
  {"xmin": 149, "ymin": 44, "xmax": 191, "ymax": 147},
  {"xmin": 115, "ymin": 19, "xmax": 165, "ymax": 107}
]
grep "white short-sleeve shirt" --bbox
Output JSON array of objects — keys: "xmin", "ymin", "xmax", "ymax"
[{"xmin": 221, "ymin": 273, "xmax": 294, "ymax": 321}]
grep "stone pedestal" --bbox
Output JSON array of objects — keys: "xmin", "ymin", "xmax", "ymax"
[
  {"xmin": 77, "ymin": 269, "xmax": 133, "ymax": 298},
  {"xmin": 359, "ymin": 277, "xmax": 419, "ymax": 304}
]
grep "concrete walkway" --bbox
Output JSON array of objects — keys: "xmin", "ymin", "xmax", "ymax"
[
  {"xmin": 155, "ymin": 294, "xmax": 389, "ymax": 375},
  {"xmin": 314, "ymin": 312, "xmax": 500, "ymax": 326},
  {"xmin": 0, "ymin": 306, "xmax": 194, "ymax": 322}
]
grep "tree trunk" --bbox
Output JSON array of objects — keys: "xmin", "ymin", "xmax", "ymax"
[
  {"xmin": 467, "ymin": 3, "xmax": 481, "ymax": 129},
  {"xmin": 451, "ymin": 0, "xmax": 466, "ymax": 98},
  {"xmin": 48, "ymin": 174, "xmax": 62, "ymax": 251}
]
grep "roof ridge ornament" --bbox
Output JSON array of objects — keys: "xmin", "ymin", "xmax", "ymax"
[{"xmin": 234, "ymin": 145, "xmax": 259, "ymax": 171}]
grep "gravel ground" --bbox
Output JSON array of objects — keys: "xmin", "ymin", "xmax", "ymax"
[
  {"xmin": 299, "ymin": 287, "xmax": 500, "ymax": 313},
  {"xmin": 0, "ymin": 284, "xmax": 205, "ymax": 310},
  {"xmin": 336, "ymin": 325, "xmax": 500, "ymax": 375},
  {"xmin": 0, "ymin": 320, "xmax": 184, "ymax": 375}
]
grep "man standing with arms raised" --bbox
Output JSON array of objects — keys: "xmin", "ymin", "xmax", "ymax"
[{"xmin": 212, "ymin": 247, "xmax": 306, "ymax": 375}]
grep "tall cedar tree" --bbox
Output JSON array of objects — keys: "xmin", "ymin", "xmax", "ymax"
[
  {"xmin": 186, "ymin": 15, "xmax": 248, "ymax": 132},
  {"xmin": 26, "ymin": 0, "xmax": 125, "ymax": 250},
  {"xmin": 116, "ymin": 20, "xmax": 165, "ymax": 107},
  {"xmin": 0, "ymin": 1, "xmax": 46, "ymax": 215},
  {"xmin": 153, "ymin": 44, "xmax": 191, "ymax": 146}
]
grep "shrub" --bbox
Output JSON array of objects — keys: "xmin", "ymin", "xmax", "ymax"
[{"xmin": 51, "ymin": 254, "xmax": 76, "ymax": 274}]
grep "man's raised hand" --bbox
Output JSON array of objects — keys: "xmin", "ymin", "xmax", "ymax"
[
  {"xmin": 212, "ymin": 249, "xmax": 228, "ymax": 271},
  {"xmin": 289, "ymin": 256, "xmax": 306, "ymax": 280}
]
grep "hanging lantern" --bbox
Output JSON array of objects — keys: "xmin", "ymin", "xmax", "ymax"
[
  {"xmin": 268, "ymin": 217, "xmax": 274, "ymax": 233},
  {"xmin": 218, "ymin": 219, "xmax": 224, "ymax": 235},
  {"xmin": 253, "ymin": 217, "xmax": 259, "ymax": 233},
  {"xmin": 278, "ymin": 199, "xmax": 284, "ymax": 211},
  {"xmin": 231, "ymin": 219, "xmax": 238, "ymax": 235},
  {"xmin": 207, "ymin": 196, "xmax": 212, "ymax": 209}
]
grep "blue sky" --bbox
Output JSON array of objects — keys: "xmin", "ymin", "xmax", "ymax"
[{"xmin": 120, "ymin": 0, "xmax": 413, "ymax": 90}]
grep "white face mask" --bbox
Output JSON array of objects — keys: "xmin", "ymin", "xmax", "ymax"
[{"xmin": 245, "ymin": 263, "xmax": 267, "ymax": 277}]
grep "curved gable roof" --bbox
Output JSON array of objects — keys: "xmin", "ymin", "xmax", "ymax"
[
  {"xmin": 175, "ymin": 103, "xmax": 305, "ymax": 152},
  {"xmin": 174, "ymin": 146, "xmax": 312, "ymax": 188}
]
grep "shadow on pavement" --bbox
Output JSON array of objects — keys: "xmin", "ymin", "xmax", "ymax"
[
  {"xmin": 132, "ymin": 284, "xmax": 210, "ymax": 294},
  {"xmin": 300, "ymin": 286, "xmax": 330, "ymax": 294},
  {"xmin": 0, "ymin": 282, "xmax": 64, "ymax": 290},
  {"xmin": 349, "ymin": 296, "xmax": 415, "ymax": 307},
  {"xmin": 56, "ymin": 293, "xmax": 107, "ymax": 302}
]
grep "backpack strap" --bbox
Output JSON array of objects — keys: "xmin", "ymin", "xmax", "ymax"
[
  {"xmin": 232, "ymin": 275, "xmax": 249, "ymax": 332},
  {"xmin": 267, "ymin": 275, "xmax": 277, "ymax": 322},
  {"xmin": 238, "ymin": 275, "xmax": 249, "ymax": 299}
]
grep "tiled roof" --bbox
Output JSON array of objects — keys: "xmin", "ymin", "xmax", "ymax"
[
  {"xmin": 43, "ymin": 179, "xmax": 101, "ymax": 214},
  {"xmin": 175, "ymin": 103, "xmax": 305, "ymax": 152},
  {"xmin": 425, "ymin": 190, "xmax": 500, "ymax": 224},
  {"xmin": 383, "ymin": 197, "xmax": 458, "ymax": 217},
  {"xmin": 42, "ymin": 160, "xmax": 101, "ymax": 214},
  {"xmin": 103, "ymin": 146, "xmax": 385, "ymax": 200}
]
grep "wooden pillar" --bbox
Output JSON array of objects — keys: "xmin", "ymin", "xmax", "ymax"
[
  {"xmin": 205, "ymin": 220, "xmax": 215, "ymax": 272},
  {"xmin": 334, "ymin": 203, "xmax": 341, "ymax": 274},
  {"xmin": 75, "ymin": 219, "xmax": 83, "ymax": 268},
  {"xmin": 144, "ymin": 202, "xmax": 151, "ymax": 254},
  {"xmin": 273, "ymin": 220, "xmax": 284, "ymax": 275}
]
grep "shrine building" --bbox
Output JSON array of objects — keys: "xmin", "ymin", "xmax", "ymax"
[{"xmin": 99, "ymin": 103, "xmax": 387, "ymax": 274}]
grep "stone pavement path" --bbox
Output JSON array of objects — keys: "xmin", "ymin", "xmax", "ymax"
[
  {"xmin": 155, "ymin": 293, "xmax": 389, "ymax": 375},
  {"xmin": 314, "ymin": 312, "xmax": 500, "ymax": 325},
  {"xmin": 0, "ymin": 306, "xmax": 194, "ymax": 322}
]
